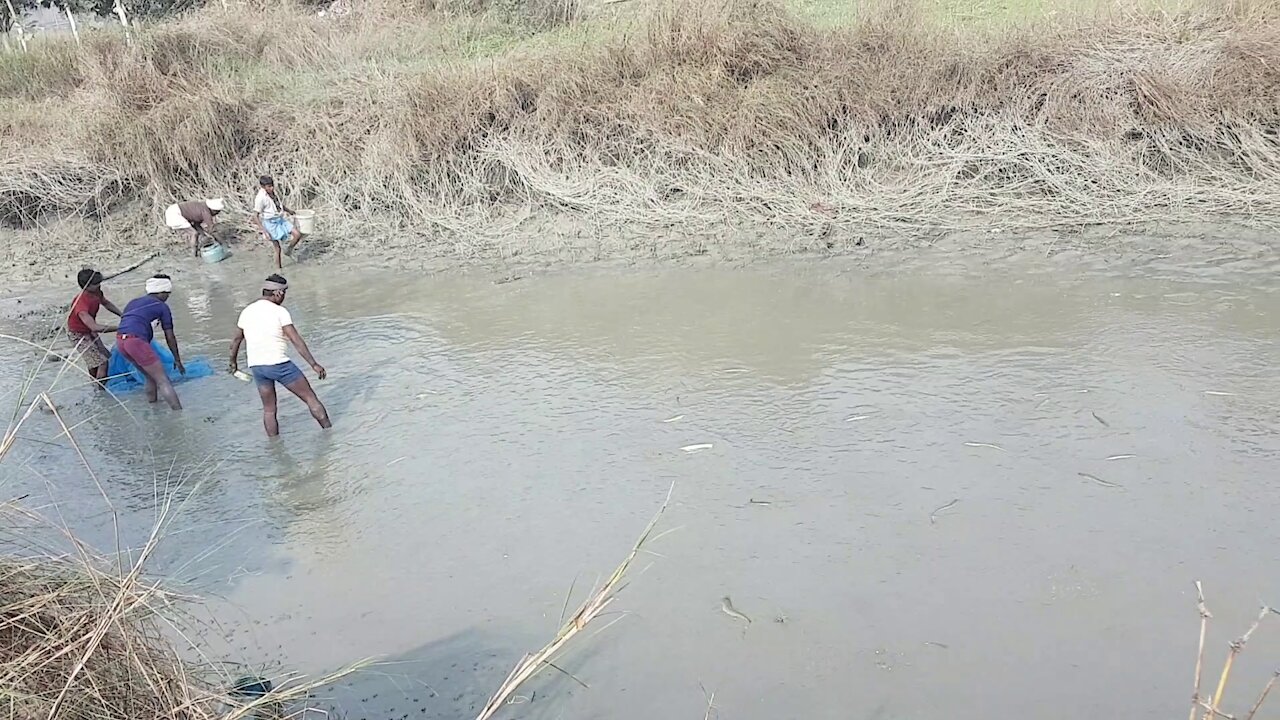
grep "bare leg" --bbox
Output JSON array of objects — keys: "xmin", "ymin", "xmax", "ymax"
[
  {"xmin": 273, "ymin": 241, "xmax": 283, "ymax": 270},
  {"xmin": 257, "ymin": 381, "xmax": 280, "ymax": 437},
  {"xmin": 91, "ymin": 363, "xmax": 108, "ymax": 389},
  {"xmin": 284, "ymin": 227, "xmax": 303, "ymax": 257},
  {"xmin": 186, "ymin": 228, "xmax": 200, "ymax": 257},
  {"xmin": 137, "ymin": 362, "xmax": 181, "ymax": 410},
  {"xmin": 283, "ymin": 376, "xmax": 331, "ymax": 429}
]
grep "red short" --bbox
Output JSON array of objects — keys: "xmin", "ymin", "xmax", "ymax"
[{"xmin": 117, "ymin": 335, "xmax": 160, "ymax": 368}]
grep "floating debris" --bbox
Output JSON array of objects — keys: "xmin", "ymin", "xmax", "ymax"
[
  {"xmin": 963, "ymin": 442, "xmax": 1005, "ymax": 451},
  {"xmin": 662, "ymin": 415, "xmax": 684, "ymax": 423},
  {"xmin": 1105, "ymin": 454, "xmax": 1136, "ymax": 461},
  {"xmin": 748, "ymin": 498, "xmax": 773, "ymax": 506},
  {"xmin": 1078, "ymin": 472, "xmax": 1122, "ymax": 488},
  {"xmin": 1091, "ymin": 411, "xmax": 1109, "ymax": 427},
  {"xmin": 681, "ymin": 443, "xmax": 714, "ymax": 453},
  {"xmin": 930, "ymin": 498, "xmax": 960, "ymax": 524}
]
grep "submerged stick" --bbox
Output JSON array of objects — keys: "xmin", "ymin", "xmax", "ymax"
[
  {"xmin": 1245, "ymin": 672, "xmax": 1280, "ymax": 720},
  {"xmin": 474, "ymin": 483, "xmax": 675, "ymax": 720},
  {"xmin": 104, "ymin": 251, "xmax": 158, "ymax": 281}
]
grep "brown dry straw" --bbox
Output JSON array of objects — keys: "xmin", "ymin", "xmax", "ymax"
[
  {"xmin": 474, "ymin": 482, "xmax": 675, "ymax": 720},
  {"xmin": 1188, "ymin": 581, "xmax": 1279, "ymax": 720}
]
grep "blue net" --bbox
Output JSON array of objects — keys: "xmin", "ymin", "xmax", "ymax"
[{"xmin": 105, "ymin": 340, "xmax": 215, "ymax": 394}]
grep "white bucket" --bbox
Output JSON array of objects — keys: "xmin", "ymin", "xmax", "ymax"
[{"xmin": 295, "ymin": 210, "xmax": 316, "ymax": 235}]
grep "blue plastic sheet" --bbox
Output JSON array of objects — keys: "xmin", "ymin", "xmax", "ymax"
[{"xmin": 105, "ymin": 339, "xmax": 215, "ymax": 394}]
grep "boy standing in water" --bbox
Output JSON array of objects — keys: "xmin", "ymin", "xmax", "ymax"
[
  {"xmin": 252, "ymin": 176, "xmax": 303, "ymax": 270},
  {"xmin": 229, "ymin": 274, "xmax": 331, "ymax": 437},
  {"xmin": 116, "ymin": 274, "xmax": 185, "ymax": 410},
  {"xmin": 66, "ymin": 269, "xmax": 122, "ymax": 386}
]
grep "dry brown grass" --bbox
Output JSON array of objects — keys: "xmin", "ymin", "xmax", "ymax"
[{"xmin": 1, "ymin": 0, "xmax": 1279, "ymax": 255}]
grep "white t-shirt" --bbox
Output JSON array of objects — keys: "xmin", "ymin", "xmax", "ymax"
[
  {"xmin": 237, "ymin": 299, "xmax": 293, "ymax": 367},
  {"xmin": 253, "ymin": 189, "xmax": 280, "ymax": 220}
]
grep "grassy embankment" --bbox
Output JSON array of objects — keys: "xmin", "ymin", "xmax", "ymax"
[{"xmin": 1, "ymin": 0, "xmax": 1279, "ymax": 263}]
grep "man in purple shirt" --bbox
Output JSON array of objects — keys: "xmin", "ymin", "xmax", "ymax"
[{"xmin": 116, "ymin": 274, "xmax": 185, "ymax": 409}]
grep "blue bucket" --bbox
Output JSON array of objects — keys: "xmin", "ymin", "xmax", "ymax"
[{"xmin": 200, "ymin": 240, "xmax": 228, "ymax": 264}]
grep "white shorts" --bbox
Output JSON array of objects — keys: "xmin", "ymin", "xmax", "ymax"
[{"xmin": 164, "ymin": 204, "xmax": 192, "ymax": 230}]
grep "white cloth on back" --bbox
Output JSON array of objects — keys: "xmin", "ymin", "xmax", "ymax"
[
  {"xmin": 163, "ymin": 204, "xmax": 191, "ymax": 230},
  {"xmin": 237, "ymin": 299, "xmax": 293, "ymax": 367}
]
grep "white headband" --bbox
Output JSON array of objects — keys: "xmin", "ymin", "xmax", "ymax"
[{"xmin": 146, "ymin": 277, "xmax": 173, "ymax": 294}]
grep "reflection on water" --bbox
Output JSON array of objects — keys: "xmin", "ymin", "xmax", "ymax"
[{"xmin": 2, "ymin": 263, "xmax": 1279, "ymax": 720}]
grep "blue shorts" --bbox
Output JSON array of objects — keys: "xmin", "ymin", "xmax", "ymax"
[
  {"xmin": 251, "ymin": 361, "xmax": 304, "ymax": 388},
  {"xmin": 262, "ymin": 216, "xmax": 294, "ymax": 243}
]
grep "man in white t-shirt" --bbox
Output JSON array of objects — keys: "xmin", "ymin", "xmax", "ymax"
[
  {"xmin": 229, "ymin": 274, "xmax": 331, "ymax": 437},
  {"xmin": 252, "ymin": 175, "xmax": 304, "ymax": 270}
]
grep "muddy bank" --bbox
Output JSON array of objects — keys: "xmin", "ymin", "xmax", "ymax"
[{"xmin": 3, "ymin": 209, "xmax": 1279, "ymax": 295}]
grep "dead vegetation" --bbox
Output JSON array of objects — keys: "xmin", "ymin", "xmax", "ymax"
[{"xmin": 1, "ymin": 0, "xmax": 1279, "ymax": 256}]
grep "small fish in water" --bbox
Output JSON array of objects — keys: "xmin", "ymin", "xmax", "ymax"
[
  {"xmin": 720, "ymin": 596, "xmax": 752, "ymax": 626},
  {"xmin": 930, "ymin": 498, "xmax": 960, "ymax": 524},
  {"xmin": 681, "ymin": 443, "xmax": 714, "ymax": 453},
  {"xmin": 748, "ymin": 498, "xmax": 772, "ymax": 506},
  {"xmin": 387, "ymin": 457, "xmax": 406, "ymax": 466},
  {"xmin": 963, "ymin": 442, "xmax": 1005, "ymax": 451},
  {"xmin": 662, "ymin": 415, "xmax": 684, "ymax": 423},
  {"xmin": 1105, "ymin": 454, "xmax": 1136, "ymax": 461},
  {"xmin": 1078, "ymin": 472, "xmax": 1122, "ymax": 488},
  {"xmin": 845, "ymin": 415, "xmax": 871, "ymax": 422},
  {"xmin": 1091, "ymin": 411, "xmax": 1109, "ymax": 427},
  {"xmin": 1203, "ymin": 391, "xmax": 1236, "ymax": 397}
]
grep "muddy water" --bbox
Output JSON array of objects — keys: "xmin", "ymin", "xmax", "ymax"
[{"xmin": 3, "ymin": 260, "xmax": 1280, "ymax": 720}]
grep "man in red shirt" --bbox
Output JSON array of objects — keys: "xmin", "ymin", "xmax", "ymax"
[{"xmin": 66, "ymin": 269, "xmax": 122, "ymax": 386}]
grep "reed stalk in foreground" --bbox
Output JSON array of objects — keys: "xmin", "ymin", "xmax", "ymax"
[
  {"xmin": 474, "ymin": 483, "xmax": 675, "ymax": 720},
  {"xmin": 1189, "ymin": 581, "xmax": 1278, "ymax": 720}
]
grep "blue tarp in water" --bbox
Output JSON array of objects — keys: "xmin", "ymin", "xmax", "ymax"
[{"xmin": 105, "ymin": 339, "xmax": 215, "ymax": 394}]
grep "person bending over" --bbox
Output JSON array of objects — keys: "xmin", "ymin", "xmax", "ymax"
[
  {"xmin": 164, "ymin": 198, "xmax": 224, "ymax": 257},
  {"xmin": 116, "ymin": 274, "xmax": 185, "ymax": 409}
]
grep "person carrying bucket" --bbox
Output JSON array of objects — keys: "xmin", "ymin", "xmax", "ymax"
[
  {"xmin": 228, "ymin": 274, "xmax": 331, "ymax": 437},
  {"xmin": 164, "ymin": 198, "xmax": 224, "ymax": 257},
  {"xmin": 116, "ymin": 274, "xmax": 186, "ymax": 410},
  {"xmin": 252, "ymin": 176, "xmax": 304, "ymax": 270}
]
